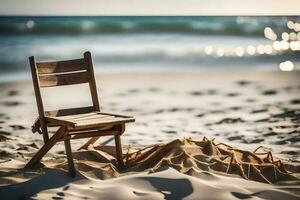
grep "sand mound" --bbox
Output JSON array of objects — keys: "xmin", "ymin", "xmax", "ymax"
[{"xmin": 49, "ymin": 137, "xmax": 299, "ymax": 184}]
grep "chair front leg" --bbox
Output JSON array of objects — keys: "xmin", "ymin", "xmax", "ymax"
[
  {"xmin": 64, "ymin": 139, "xmax": 76, "ymax": 177},
  {"xmin": 24, "ymin": 126, "xmax": 66, "ymax": 169}
]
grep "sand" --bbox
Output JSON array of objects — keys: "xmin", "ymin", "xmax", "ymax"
[{"xmin": 0, "ymin": 70, "xmax": 299, "ymax": 199}]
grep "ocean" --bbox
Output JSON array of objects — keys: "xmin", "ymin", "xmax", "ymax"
[{"xmin": 0, "ymin": 16, "xmax": 299, "ymax": 82}]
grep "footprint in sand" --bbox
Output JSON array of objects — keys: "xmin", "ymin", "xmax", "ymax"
[
  {"xmin": 195, "ymin": 113, "xmax": 205, "ymax": 118},
  {"xmin": 51, "ymin": 196, "xmax": 63, "ymax": 200},
  {"xmin": 9, "ymin": 125, "xmax": 26, "ymax": 130},
  {"xmin": 0, "ymin": 130, "xmax": 11, "ymax": 135},
  {"xmin": 227, "ymin": 135, "xmax": 243, "ymax": 141},
  {"xmin": 207, "ymin": 89, "xmax": 218, "ymax": 95},
  {"xmin": 226, "ymin": 92, "xmax": 240, "ymax": 97},
  {"xmin": 7, "ymin": 90, "xmax": 19, "ymax": 96},
  {"xmin": 28, "ymin": 142, "xmax": 39, "ymax": 149},
  {"xmin": 210, "ymin": 102, "xmax": 221, "ymax": 106},
  {"xmin": 0, "ymin": 134, "xmax": 10, "ymax": 142},
  {"xmin": 136, "ymin": 132, "xmax": 146, "ymax": 136},
  {"xmin": 251, "ymin": 108, "xmax": 268, "ymax": 113},
  {"xmin": 263, "ymin": 131, "xmax": 278, "ymax": 137},
  {"xmin": 283, "ymin": 86, "xmax": 298, "ymax": 91},
  {"xmin": 275, "ymin": 135, "xmax": 300, "ymax": 145},
  {"xmin": 262, "ymin": 90, "xmax": 277, "ymax": 95},
  {"xmin": 153, "ymin": 109, "xmax": 164, "ymax": 114},
  {"xmin": 0, "ymin": 150, "xmax": 12, "ymax": 157},
  {"xmin": 114, "ymin": 92, "xmax": 126, "ymax": 97},
  {"xmin": 133, "ymin": 191, "xmax": 149, "ymax": 196},
  {"xmin": 148, "ymin": 87, "xmax": 160, "ymax": 92},
  {"xmin": 235, "ymin": 80, "xmax": 252, "ymax": 86},
  {"xmin": 209, "ymin": 110, "xmax": 226, "ymax": 114},
  {"xmin": 108, "ymin": 102, "xmax": 118, "ymax": 106},
  {"xmin": 281, "ymin": 150, "xmax": 298, "ymax": 156},
  {"xmin": 56, "ymin": 192, "xmax": 65, "ymax": 197},
  {"xmin": 215, "ymin": 118, "xmax": 246, "ymax": 124},
  {"xmin": 16, "ymin": 146, "xmax": 30, "ymax": 151},
  {"xmin": 290, "ymin": 99, "xmax": 300, "ymax": 105},
  {"xmin": 168, "ymin": 108, "xmax": 180, "ymax": 112},
  {"xmin": 123, "ymin": 108, "xmax": 139, "ymax": 112},
  {"xmin": 244, "ymin": 138, "xmax": 264, "ymax": 144},
  {"xmin": 185, "ymin": 108, "xmax": 194, "ymax": 112},
  {"xmin": 272, "ymin": 110, "xmax": 300, "ymax": 119},
  {"xmin": 127, "ymin": 89, "xmax": 140, "ymax": 94},
  {"xmin": 162, "ymin": 130, "xmax": 177, "ymax": 134},
  {"xmin": 135, "ymin": 122, "xmax": 148, "ymax": 126},
  {"xmin": 190, "ymin": 131, "xmax": 202, "ymax": 134},
  {"xmin": 189, "ymin": 91, "xmax": 203, "ymax": 96},
  {"xmin": 229, "ymin": 106, "xmax": 242, "ymax": 111},
  {"xmin": 166, "ymin": 125, "xmax": 175, "ymax": 128},
  {"xmin": 1, "ymin": 101, "xmax": 22, "ymax": 106},
  {"xmin": 231, "ymin": 192, "xmax": 256, "ymax": 199},
  {"xmin": 62, "ymin": 186, "xmax": 70, "ymax": 191},
  {"xmin": 245, "ymin": 98, "xmax": 256, "ymax": 103}
]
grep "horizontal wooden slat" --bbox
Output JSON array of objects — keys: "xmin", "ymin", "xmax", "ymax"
[
  {"xmin": 36, "ymin": 58, "xmax": 88, "ymax": 74},
  {"xmin": 72, "ymin": 117, "xmax": 135, "ymax": 130},
  {"xmin": 55, "ymin": 112, "xmax": 116, "ymax": 120},
  {"xmin": 45, "ymin": 106, "xmax": 95, "ymax": 117},
  {"xmin": 60, "ymin": 130, "xmax": 119, "ymax": 141},
  {"xmin": 45, "ymin": 112, "xmax": 134, "ymax": 130},
  {"xmin": 61, "ymin": 114, "xmax": 115, "ymax": 122},
  {"xmin": 100, "ymin": 112, "xmax": 134, "ymax": 119},
  {"xmin": 56, "ymin": 112, "xmax": 97, "ymax": 120},
  {"xmin": 54, "ymin": 112, "xmax": 134, "ymax": 123},
  {"xmin": 69, "ymin": 125, "xmax": 114, "ymax": 133},
  {"xmin": 74, "ymin": 117, "xmax": 133, "ymax": 126},
  {"xmin": 38, "ymin": 71, "xmax": 90, "ymax": 87},
  {"xmin": 46, "ymin": 116, "xmax": 76, "ymax": 127}
]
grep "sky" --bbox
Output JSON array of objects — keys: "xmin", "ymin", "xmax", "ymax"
[{"xmin": 0, "ymin": 0, "xmax": 299, "ymax": 16}]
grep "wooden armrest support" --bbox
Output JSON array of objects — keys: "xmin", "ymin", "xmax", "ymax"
[{"xmin": 32, "ymin": 117, "xmax": 41, "ymax": 134}]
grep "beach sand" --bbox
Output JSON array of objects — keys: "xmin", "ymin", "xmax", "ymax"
[{"xmin": 0, "ymin": 70, "xmax": 299, "ymax": 199}]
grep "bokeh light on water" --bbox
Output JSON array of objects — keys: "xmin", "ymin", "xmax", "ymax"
[
  {"xmin": 279, "ymin": 60, "xmax": 294, "ymax": 71},
  {"xmin": 262, "ymin": 20, "xmax": 300, "ymax": 71},
  {"xmin": 0, "ymin": 16, "xmax": 299, "ymax": 81}
]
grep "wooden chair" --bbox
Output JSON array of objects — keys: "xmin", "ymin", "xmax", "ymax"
[{"xmin": 24, "ymin": 51, "xmax": 135, "ymax": 176}]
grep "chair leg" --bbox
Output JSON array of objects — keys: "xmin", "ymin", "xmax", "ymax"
[
  {"xmin": 24, "ymin": 127, "xmax": 66, "ymax": 169},
  {"xmin": 114, "ymin": 134, "xmax": 124, "ymax": 169},
  {"xmin": 41, "ymin": 125, "xmax": 49, "ymax": 144},
  {"xmin": 64, "ymin": 140, "xmax": 76, "ymax": 177}
]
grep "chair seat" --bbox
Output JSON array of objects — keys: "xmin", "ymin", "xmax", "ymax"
[{"xmin": 46, "ymin": 112, "xmax": 135, "ymax": 131}]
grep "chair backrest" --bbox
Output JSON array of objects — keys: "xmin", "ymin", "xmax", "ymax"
[{"xmin": 29, "ymin": 51, "xmax": 100, "ymax": 119}]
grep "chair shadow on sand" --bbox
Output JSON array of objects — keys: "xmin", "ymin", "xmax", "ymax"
[
  {"xmin": 0, "ymin": 169, "xmax": 194, "ymax": 200},
  {"xmin": 0, "ymin": 168, "xmax": 83, "ymax": 199},
  {"xmin": 138, "ymin": 177, "xmax": 194, "ymax": 200}
]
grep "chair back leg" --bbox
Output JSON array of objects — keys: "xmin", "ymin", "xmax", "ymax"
[{"xmin": 114, "ymin": 134, "xmax": 124, "ymax": 169}]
